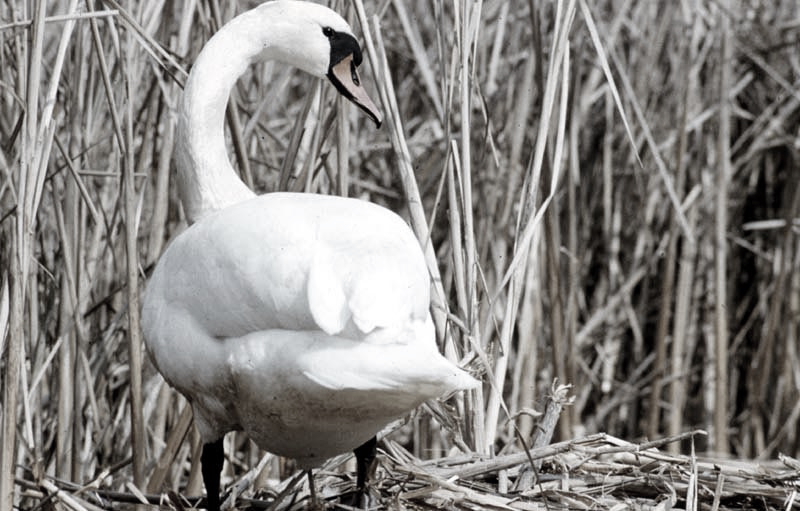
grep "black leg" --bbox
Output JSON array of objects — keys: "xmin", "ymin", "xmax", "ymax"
[
  {"xmin": 201, "ymin": 438, "xmax": 224, "ymax": 511},
  {"xmin": 306, "ymin": 470, "xmax": 318, "ymax": 507},
  {"xmin": 353, "ymin": 436, "xmax": 377, "ymax": 502}
]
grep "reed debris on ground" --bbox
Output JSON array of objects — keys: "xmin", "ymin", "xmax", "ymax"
[{"xmin": 14, "ymin": 429, "xmax": 800, "ymax": 510}]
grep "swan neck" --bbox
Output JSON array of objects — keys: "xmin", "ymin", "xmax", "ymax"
[{"xmin": 176, "ymin": 14, "xmax": 269, "ymax": 223}]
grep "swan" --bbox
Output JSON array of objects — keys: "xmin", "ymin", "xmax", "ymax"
[{"xmin": 141, "ymin": 1, "xmax": 478, "ymax": 509}]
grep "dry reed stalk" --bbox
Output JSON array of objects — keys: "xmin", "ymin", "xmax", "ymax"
[
  {"xmin": 456, "ymin": 0, "xmax": 478, "ymax": 377},
  {"xmin": 1, "ymin": 238, "xmax": 23, "ymax": 510},
  {"xmin": 0, "ymin": 8, "xmax": 117, "ymax": 31},
  {"xmin": 54, "ymin": 179, "xmax": 77, "ymax": 480},
  {"xmin": 713, "ymin": 0, "xmax": 732, "ymax": 456},
  {"xmin": 446, "ymin": 141, "xmax": 468, "ymax": 324},
  {"xmin": 667, "ymin": 202, "xmax": 698, "ymax": 453}
]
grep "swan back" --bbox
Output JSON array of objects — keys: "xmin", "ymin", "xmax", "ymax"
[{"xmin": 143, "ymin": 194, "xmax": 430, "ymax": 342}]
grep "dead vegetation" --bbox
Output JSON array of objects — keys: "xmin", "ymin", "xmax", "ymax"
[{"xmin": 1, "ymin": 0, "xmax": 799, "ymax": 509}]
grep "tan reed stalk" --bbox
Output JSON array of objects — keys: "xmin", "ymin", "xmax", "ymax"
[
  {"xmin": 667, "ymin": 203, "xmax": 698, "ymax": 454},
  {"xmin": 446, "ymin": 143, "xmax": 469, "ymax": 324},
  {"xmin": 279, "ymin": 83, "xmax": 321, "ymax": 191},
  {"xmin": 578, "ymin": 1, "xmax": 642, "ymax": 165},
  {"xmin": 144, "ymin": 89, "xmax": 175, "ymax": 261},
  {"xmin": 491, "ymin": 0, "xmax": 570, "ymax": 445},
  {"xmin": 745, "ymin": 191, "xmax": 794, "ymax": 452},
  {"xmin": 99, "ymin": 0, "xmax": 187, "ymax": 85},
  {"xmin": 502, "ymin": 7, "xmax": 542, "ymax": 443},
  {"xmin": 120, "ymin": 9, "xmax": 146, "ymax": 488},
  {"xmin": 54, "ymin": 182, "xmax": 76, "ymax": 480},
  {"xmin": 147, "ymin": 403, "xmax": 193, "ymax": 493},
  {"xmin": 296, "ymin": 87, "xmax": 324, "ymax": 192},
  {"xmin": 65, "ymin": 21, "xmax": 92, "ymax": 481},
  {"xmin": 460, "ymin": 0, "xmax": 490, "ymax": 453},
  {"xmin": 0, "ymin": 279, "xmax": 7, "ymax": 368},
  {"xmin": 713, "ymin": 1, "xmax": 731, "ymax": 455},
  {"xmin": 456, "ymin": 0, "xmax": 484, "ymax": 451},
  {"xmin": 2, "ymin": 3, "xmax": 33, "ymax": 507},
  {"xmin": 1, "ymin": 238, "xmax": 23, "ymax": 510},
  {"xmin": 498, "ymin": 50, "xmax": 536, "ymax": 226},
  {"xmin": 562, "ymin": 76, "xmax": 581, "ymax": 433},
  {"xmin": 601, "ymin": 44, "xmax": 691, "ymax": 243},
  {"xmin": 84, "ymin": 4, "xmax": 134, "ymax": 489},
  {"xmin": 493, "ymin": 0, "xmax": 576, "ymax": 446}
]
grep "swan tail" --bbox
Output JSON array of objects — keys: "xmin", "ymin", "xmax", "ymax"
[{"xmin": 302, "ymin": 344, "xmax": 478, "ymax": 399}]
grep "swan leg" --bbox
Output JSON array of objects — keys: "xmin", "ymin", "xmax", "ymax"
[
  {"xmin": 304, "ymin": 469, "xmax": 319, "ymax": 506},
  {"xmin": 201, "ymin": 438, "xmax": 224, "ymax": 511},
  {"xmin": 354, "ymin": 436, "xmax": 377, "ymax": 505}
]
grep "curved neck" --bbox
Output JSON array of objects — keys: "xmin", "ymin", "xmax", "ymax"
[{"xmin": 175, "ymin": 11, "xmax": 272, "ymax": 223}]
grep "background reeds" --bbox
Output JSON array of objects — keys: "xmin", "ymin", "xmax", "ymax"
[{"xmin": 1, "ymin": 0, "xmax": 799, "ymax": 508}]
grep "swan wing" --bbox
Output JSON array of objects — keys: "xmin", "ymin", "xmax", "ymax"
[
  {"xmin": 306, "ymin": 248, "xmax": 350, "ymax": 335},
  {"xmin": 306, "ymin": 221, "xmax": 429, "ymax": 336},
  {"xmin": 145, "ymin": 193, "xmax": 430, "ymax": 342}
]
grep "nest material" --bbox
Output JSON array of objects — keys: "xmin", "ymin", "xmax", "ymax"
[{"xmin": 18, "ymin": 431, "xmax": 800, "ymax": 510}]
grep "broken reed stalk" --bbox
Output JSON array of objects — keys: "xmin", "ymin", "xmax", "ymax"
[{"xmin": 513, "ymin": 382, "xmax": 573, "ymax": 491}]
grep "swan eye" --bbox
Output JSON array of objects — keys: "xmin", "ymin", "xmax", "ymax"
[
  {"xmin": 350, "ymin": 61, "xmax": 360, "ymax": 86},
  {"xmin": 322, "ymin": 26, "xmax": 334, "ymax": 37}
]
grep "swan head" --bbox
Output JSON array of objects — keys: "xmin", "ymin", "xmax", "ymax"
[{"xmin": 252, "ymin": 1, "xmax": 382, "ymax": 127}]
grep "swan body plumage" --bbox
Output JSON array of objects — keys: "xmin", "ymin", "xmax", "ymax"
[
  {"xmin": 143, "ymin": 193, "xmax": 476, "ymax": 466},
  {"xmin": 141, "ymin": 0, "xmax": 476, "ymax": 502}
]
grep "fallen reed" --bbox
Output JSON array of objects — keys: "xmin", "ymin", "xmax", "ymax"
[{"xmin": 1, "ymin": 0, "xmax": 799, "ymax": 508}]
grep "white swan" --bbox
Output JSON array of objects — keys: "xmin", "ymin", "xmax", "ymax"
[{"xmin": 141, "ymin": 1, "xmax": 478, "ymax": 509}]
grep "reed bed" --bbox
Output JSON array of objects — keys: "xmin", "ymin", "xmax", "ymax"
[{"xmin": 1, "ymin": 0, "xmax": 799, "ymax": 509}]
